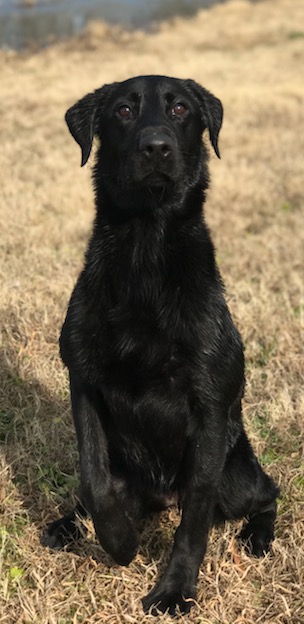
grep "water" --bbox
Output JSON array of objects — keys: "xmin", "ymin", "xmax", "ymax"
[{"xmin": 0, "ymin": 0, "xmax": 229, "ymax": 49}]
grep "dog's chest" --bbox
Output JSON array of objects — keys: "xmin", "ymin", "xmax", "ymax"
[
  {"xmin": 102, "ymin": 302, "xmax": 187, "ymax": 388},
  {"xmin": 99, "ymin": 299, "xmax": 192, "ymax": 486},
  {"xmin": 64, "ymin": 220, "xmax": 208, "ymax": 392}
]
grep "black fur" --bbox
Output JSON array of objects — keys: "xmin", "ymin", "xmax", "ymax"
[{"xmin": 41, "ymin": 76, "xmax": 279, "ymax": 616}]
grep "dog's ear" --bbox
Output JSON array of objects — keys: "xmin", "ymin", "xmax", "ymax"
[
  {"xmin": 65, "ymin": 91, "xmax": 97, "ymax": 167},
  {"xmin": 65, "ymin": 85, "xmax": 113, "ymax": 166},
  {"xmin": 185, "ymin": 80, "xmax": 223, "ymax": 158}
]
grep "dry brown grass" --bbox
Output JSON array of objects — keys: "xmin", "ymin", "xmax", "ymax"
[{"xmin": 0, "ymin": 0, "xmax": 303, "ymax": 622}]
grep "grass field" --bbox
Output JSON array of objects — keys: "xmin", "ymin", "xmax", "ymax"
[{"xmin": 0, "ymin": 0, "xmax": 303, "ymax": 622}]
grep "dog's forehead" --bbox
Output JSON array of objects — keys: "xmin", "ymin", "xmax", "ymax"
[{"xmin": 110, "ymin": 75, "xmax": 189, "ymax": 103}]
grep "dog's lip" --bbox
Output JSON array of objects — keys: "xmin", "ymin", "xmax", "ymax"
[{"xmin": 139, "ymin": 171, "xmax": 175, "ymax": 187}]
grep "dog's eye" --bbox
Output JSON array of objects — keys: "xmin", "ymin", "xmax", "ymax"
[
  {"xmin": 117, "ymin": 105, "xmax": 133, "ymax": 118},
  {"xmin": 171, "ymin": 103, "xmax": 187, "ymax": 117}
]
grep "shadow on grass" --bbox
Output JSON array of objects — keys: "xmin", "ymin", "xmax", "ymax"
[{"xmin": 0, "ymin": 323, "xmax": 76, "ymax": 520}]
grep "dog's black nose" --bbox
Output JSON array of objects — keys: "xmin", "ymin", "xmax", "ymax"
[{"xmin": 139, "ymin": 133, "xmax": 173, "ymax": 159}]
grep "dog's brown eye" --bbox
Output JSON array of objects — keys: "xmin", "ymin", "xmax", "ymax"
[
  {"xmin": 171, "ymin": 103, "xmax": 187, "ymax": 117},
  {"xmin": 118, "ymin": 105, "xmax": 132, "ymax": 118}
]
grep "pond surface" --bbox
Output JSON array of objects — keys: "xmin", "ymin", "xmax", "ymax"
[{"xmin": 0, "ymin": 0, "xmax": 231, "ymax": 49}]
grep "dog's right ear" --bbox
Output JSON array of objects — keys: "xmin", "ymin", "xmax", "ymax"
[{"xmin": 65, "ymin": 92, "xmax": 97, "ymax": 167}]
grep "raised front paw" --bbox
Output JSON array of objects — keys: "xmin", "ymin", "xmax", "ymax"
[{"xmin": 142, "ymin": 582, "xmax": 195, "ymax": 616}]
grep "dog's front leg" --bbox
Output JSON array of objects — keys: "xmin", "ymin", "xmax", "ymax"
[
  {"xmin": 70, "ymin": 374, "xmax": 139, "ymax": 565},
  {"xmin": 142, "ymin": 404, "xmax": 227, "ymax": 616}
]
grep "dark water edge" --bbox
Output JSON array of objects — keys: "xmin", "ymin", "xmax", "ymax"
[{"xmin": 0, "ymin": 0, "xmax": 238, "ymax": 50}]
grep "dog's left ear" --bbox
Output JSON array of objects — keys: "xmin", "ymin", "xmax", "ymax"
[
  {"xmin": 65, "ymin": 84, "xmax": 113, "ymax": 167},
  {"xmin": 185, "ymin": 80, "xmax": 223, "ymax": 158}
]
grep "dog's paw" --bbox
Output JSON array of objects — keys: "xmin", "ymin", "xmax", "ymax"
[
  {"xmin": 41, "ymin": 514, "xmax": 85, "ymax": 550},
  {"xmin": 142, "ymin": 583, "xmax": 195, "ymax": 616},
  {"xmin": 239, "ymin": 521, "xmax": 274, "ymax": 557}
]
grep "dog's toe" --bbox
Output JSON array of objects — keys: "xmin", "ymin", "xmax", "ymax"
[
  {"xmin": 239, "ymin": 521, "xmax": 274, "ymax": 557},
  {"xmin": 41, "ymin": 528, "xmax": 63, "ymax": 550},
  {"xmin": 41, "ymin": 514, "xmax": 85, "ymax": 550},
  {"xmin": 142, "ymin": 582, "xmax": 195, "ymax": 616}
]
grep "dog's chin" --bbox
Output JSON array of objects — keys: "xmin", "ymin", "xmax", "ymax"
[{"xmin": 138, "ymin": 172, "xmax": 176, "ymax": 193}]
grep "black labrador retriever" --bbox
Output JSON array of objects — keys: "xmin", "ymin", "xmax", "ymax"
[{"xmin": 42, "ymin": 75, "xmax": 279, "ymax": 616}]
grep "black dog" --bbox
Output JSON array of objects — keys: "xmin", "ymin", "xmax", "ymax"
[{"xmin": 42, "ymin": 75, "xmax": 278, "ymax": 615}]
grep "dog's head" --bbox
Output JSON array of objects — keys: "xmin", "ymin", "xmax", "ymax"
[{"xmin": 65, "ymin": 75, "xmax": 223, "ymax": 207}]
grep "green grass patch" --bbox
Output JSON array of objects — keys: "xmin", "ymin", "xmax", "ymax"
[
  {"xmin": 0, "ymin": 515, "xmax": 29, "ymax": 562},
  {"xmin": 260, "ymin": 446, "xmax": 282, "ymax": 466},
  {"xmin": 291, "ymin": 473, "xmax": 304, "ymax": 494},
  {"xmin": 256, "ymin": 340, "xmax": 277, "ymax": 368},
  {"xmin": 251, "ymin": 410, "xmax": 298, "ymax": 466},
  {"xmin": 281, "ymin": 201, "xmax": 293, "ymax": 212},
  {"xmin": 293, "ymin": 305, "xmax": 303, "ymax": 318},
  {"xmin": 9, "ymin": 566, "xmax": 24, "ymax": 580},
  {"xmin": 288, "ymin": 30, "xmax": 304, "ymax": 39},
  {"xmin": 0, "ymin": 409, "xmax": 22, "ymax": 443},
  {"xmin": 37, "ymin": 463, "xmax": 79, "ymax": 498}
]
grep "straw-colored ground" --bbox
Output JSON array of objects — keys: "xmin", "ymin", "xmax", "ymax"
[{"xmin": 0, "ymin": 0, "xmax": 303, "ymax": 622}]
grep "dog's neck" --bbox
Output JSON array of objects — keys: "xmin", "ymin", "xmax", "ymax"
[
  {"xmin": 82, "ymin": 181, "xmax": 216, "ymax": 309},
  {"xmin": 94, "ymin": 182, "xmax": 207, "ymax": 224}
]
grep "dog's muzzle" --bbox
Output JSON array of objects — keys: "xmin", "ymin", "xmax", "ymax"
[{"xmin": 134, "ymin": 127, "xmax": 178, "ymax": 186}]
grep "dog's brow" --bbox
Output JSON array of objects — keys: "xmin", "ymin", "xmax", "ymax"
[
  {"xmin": 164, "ymin": 92, "xmax": 175, "ymax": 104},
  {"xmin": 129, "ymin": 91, "xmax": 141, "ymax": 102}
]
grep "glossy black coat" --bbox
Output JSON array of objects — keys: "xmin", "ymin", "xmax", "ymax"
[{"xmin": 43, "ymin": 76, "xmax": 278, "ymax": 616}]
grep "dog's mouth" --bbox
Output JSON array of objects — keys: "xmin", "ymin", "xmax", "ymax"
[
  {"xmin": 132, "ymin": 163, "xmax": 178, "ymax": 190},
  {"xmin": 143, "ymin": 171, "xmax": 174, "ymax": 189},
  {"xmin": 123, "ymin": 157, "xmax": 179, "ymax": 200}
]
